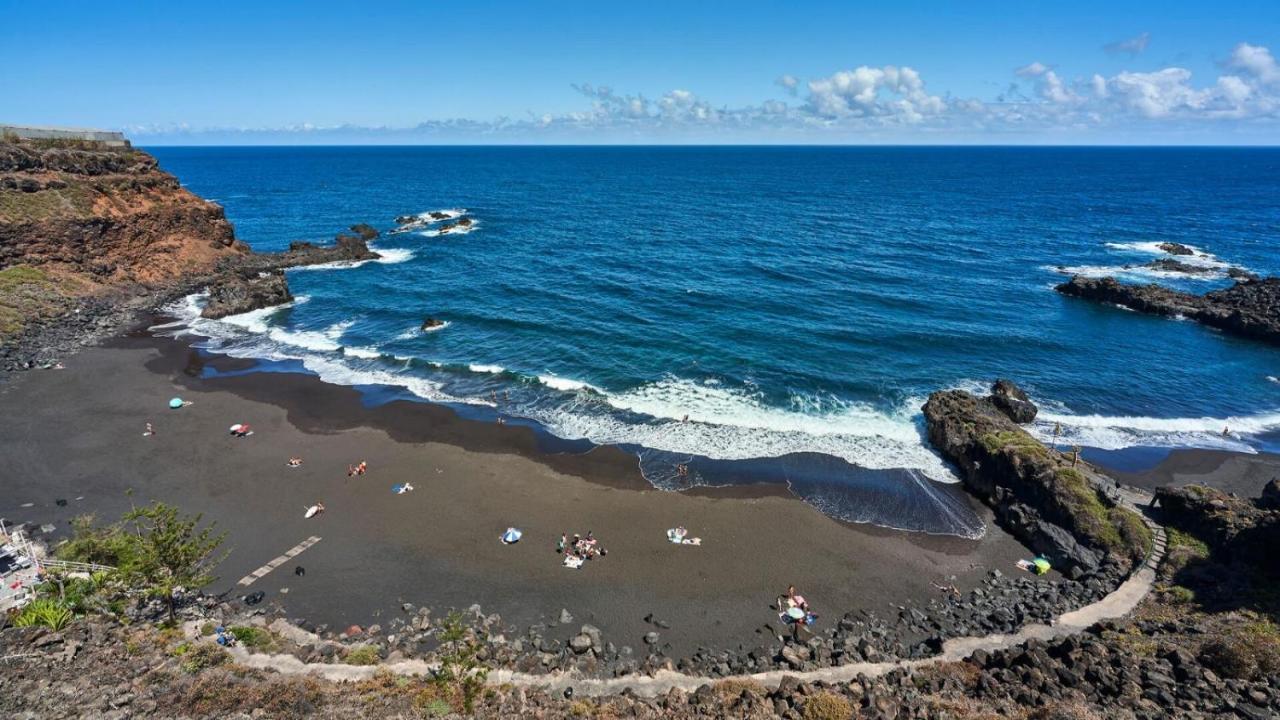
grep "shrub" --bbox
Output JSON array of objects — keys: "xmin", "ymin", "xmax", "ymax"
[
  {"xmin": 228, "ymin": 626, "xmax": 274, "ymax": 650},
  {"xmin": 200, "ymin": 622, "xmax": 216, "ymax": 636},
  {"xmin": 714, "ymin": 678, "xmax": 767, "ymax": 701},
  {"xmin": 181, "ymin": 643, "xmax": 230, "ymax": 674},
  {"xmin": 345, "ymin": 644, "xmax": 381, "ymax": 666},
  {"xmin": 1163, "ymin": 585, "xmax": 1196, "ymax": 604},
  {"xmin": 979, "ymin": 430, "xmax": 1049, "ymax": 458},
  {"xmin": 413, "ymin": 684, "xmax": 461, "ymax": 717},
  {"xmin": 1199, "ymin": 619, "xmax": 1280, "ymax": 680},
  {"xmin": 430, "ymin": 611, "xmax": 490, "ymax": 713},
  {"xmin": 12, "ymin": 598, "xmax": 73, "ymax": 630},
  {"xmin": 802, "ymin": 692, "xmax": 853, "ymax": 720}
]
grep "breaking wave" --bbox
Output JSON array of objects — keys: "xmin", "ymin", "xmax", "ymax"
[{"xmin": 1029, "ymin": 408, "xmax": 1280, "ymax": 453}]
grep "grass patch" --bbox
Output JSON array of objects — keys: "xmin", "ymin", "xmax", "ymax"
[
  {"xmin": 1166, "ymin": 527, "xmax": 1210, "ymax": 557},
  {"xmin": 0, "ymin": 264, "xmax": 92, "ymax": 337},
  {"xmin": 979, "ymin": 430, "xmax": 1050, "ymax": 459},
  {"xmin": 0, "ymin": 182, "xmax": 95, "ymax": 222},
  {"xmin": 1199, "ymin": 617, "xmax": 1280, "ymax": 680},
  {"xmin": 227, "ymin": 626, "xmax": 277, "ymax": 651},
  {"xmin": 1055, "ymin": 468, "xmax": 1122, "ymax": 549},
  {"xmin": 344, "ymin": 644, "xmax": 381, "ymax": 666}
]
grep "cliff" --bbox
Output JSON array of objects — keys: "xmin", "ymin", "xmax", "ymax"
[
  {"xmin": 1057, "ymin": 275, "xmax": 1280, "ymax": 346},
  {"xmin": 0, "ymin": 138, "xmax": 248, "ymax": 285},
  {"xmin": 0, "ymin": 135, "xmax": 379, "ymax": 371},
  {"xmin": 922, "ymin": 382, "xmax": 1151, "ymax": 577}
]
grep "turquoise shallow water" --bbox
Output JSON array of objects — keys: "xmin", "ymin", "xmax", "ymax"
[{"xmin": 148, "ymin": 146, "xmax": 1280, "ymax": 536}]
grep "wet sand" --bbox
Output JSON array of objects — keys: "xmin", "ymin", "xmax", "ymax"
[
  {"xmin": 1100, "ymin": 447, "xmax": 1280, "ymax": 499},
  {"xmin": 2, "ymin": 333, "xmax": 1041, "ymax": 656}
]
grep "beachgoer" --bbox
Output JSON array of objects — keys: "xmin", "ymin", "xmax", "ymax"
[
  {"xmin": 288, "ymin": 457, "xmax": 302, "ymax": 467},
  {"xmin": 497, "ymin": 417, "xmax": 506, "ymax": 425},
  {"xmin": 1223, "ymin": 426, "xmax": 1230, "ymax": 437},
  {"xmin": 295, "ymin": 566, "xmax": 305, "ymax": 576},
  {"xmin": 681, "ymin": 414, "xmax": 689, "ymax": 423},
  {"xmin": 143, "ymin": 422, "xmax": 154, "ymax": 437},
  {"xmin": 676, "ymin": 463, "xmax": 688, "ymax": 477},
  {"xmin": 557, "ymin": 533, "xmax": 567, "ymax": 553},
  {"xmin": 357, "ymin": 461, "xmax": 367, "ymax": 475}
]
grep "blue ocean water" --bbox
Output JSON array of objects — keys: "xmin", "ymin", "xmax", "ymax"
[{"xmin": 149, "ymin": 146, "xmax": 1280, "ymax": 536}]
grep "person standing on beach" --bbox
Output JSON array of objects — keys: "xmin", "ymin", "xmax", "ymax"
[{"xmin": 144, "ymin": 422, "xmax": 154, "ymax": 437}]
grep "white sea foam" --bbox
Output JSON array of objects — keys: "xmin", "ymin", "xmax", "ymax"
[
  {"xmin": 1268, "ymin": 375, "xmax": 1279, "ymax": 384},
  {"xmin": 419, "ymin": 220, "xmax": 479, "ymax": 238},
  {"xmin": 538, "ymin": 375, "xmax": 602, "ymax": 393},
  {"xmin": 1029, "ymin": 408, "xmax": 1280, "ymax": 453},
  {"xmin": 292, "ymin": 245, "xmax": 415, "ymax": 271},
  {"xmin": 416, "ymin": 208, "xmax": 467, "ymax": 221},
  {"xmin": 526, "ymin": 377, "xmax": 958, "ymax": 482},
  {"xmin": 469, "ymin": 363, "xmax": 505, "ymax": 374},
  {"xmin": 1047, "ymin": 264, "xmax": 1224, "ymax": 282},
  {"xmin": 343, "ymin": 345, "xmax": 382, "ymax": 359}
]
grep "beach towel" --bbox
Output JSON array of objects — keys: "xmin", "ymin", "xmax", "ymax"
[{"xmin": 563, "ymin": 555, "xmax": 584, "ymax": 569}]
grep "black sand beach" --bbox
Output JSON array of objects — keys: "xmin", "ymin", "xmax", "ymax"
[{"xmin": 0, "ymin": 332, "xmax": 1057, "ymax": 656}]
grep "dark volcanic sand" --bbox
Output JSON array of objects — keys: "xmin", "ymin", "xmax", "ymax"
[
  {"xmin": 1, "ymin": 334, "xmax": 1044, "ymax": 657},
  {"xmin": 1100, "ymin": 447, "xmax": 1280, "ymax": 498}
]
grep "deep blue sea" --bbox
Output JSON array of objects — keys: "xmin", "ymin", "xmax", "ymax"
[{"xmin": 148, "ymin": 146, "xmax": 1280, "ymax": 537}]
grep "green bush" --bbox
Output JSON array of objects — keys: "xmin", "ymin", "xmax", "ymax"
[
  {"xmin": 344, "ymin": 644, "xmax": 381, "ymax": 666},
  {"xmin": 12, "ymin": 598, "xmax": 73, "ymax": 630},
  {"xmin": 228, "ymin": 626, "xmax": 273, "ymax": 649}
]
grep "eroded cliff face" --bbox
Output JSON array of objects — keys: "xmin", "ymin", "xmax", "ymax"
[{"xmin": 0, "ymin": 139, "xmax": 248, "ymax": 286}]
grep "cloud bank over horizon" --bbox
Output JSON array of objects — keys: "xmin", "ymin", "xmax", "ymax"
[{"xmin": 128, "ymin": 41, "xmax": 1280, "ymax": 145}]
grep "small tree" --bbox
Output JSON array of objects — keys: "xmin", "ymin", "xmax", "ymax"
[
  {"xmin": 120, "ymin": 502, "xmax": 226, "ymax": 623},
  {"xmin": 431, "ymin": 611, "xmax": 490, "ymax": 713}
]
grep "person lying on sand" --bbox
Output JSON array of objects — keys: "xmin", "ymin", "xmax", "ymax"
[
  {"xmin": 143, "ymin": 422, "xmax": 154, "ymax": 437},
  {"xmin": 287, "ymin": 457, "xmax": 303, "ymax": 467}
]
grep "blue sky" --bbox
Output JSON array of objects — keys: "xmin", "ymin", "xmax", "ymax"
[{"xmin": 2, "ymin": 0, "xmax": 1278, "ymax": 144}]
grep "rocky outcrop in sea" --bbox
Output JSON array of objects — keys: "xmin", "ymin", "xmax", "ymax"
[
  {"xmin": 923, "ymin": 381, "xmax": 1150, "ymax": 578},
  {"xmin": 1057, "ymin": 275, "xmax": 1280, "ymax": 346}
]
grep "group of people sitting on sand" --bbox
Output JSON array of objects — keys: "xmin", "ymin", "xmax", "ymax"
[
  {"xmin": 557, "ymin": 531, "xmax": 608, "ymax": 569},
  {"xmin": 777, "ymin": 584, "xmax": 818, "ymax": 633},
  {"xmin": 346, "ymin": 460, "xmax": 368, "ymax": 477}
]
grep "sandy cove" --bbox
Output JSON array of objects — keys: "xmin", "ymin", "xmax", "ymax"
[{"xmin": 0, "ymin": 331, "xmax": 1055, "ymax": 659}]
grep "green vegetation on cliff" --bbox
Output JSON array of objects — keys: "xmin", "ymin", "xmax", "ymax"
[{"xmin": 0, "ymin": 264, "xmax": 89, "ymax": 337}]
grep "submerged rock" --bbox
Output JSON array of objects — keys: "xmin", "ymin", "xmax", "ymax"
[{"xmin": 421, "ymin": 317, "xmax": 446, "ymax": 331}]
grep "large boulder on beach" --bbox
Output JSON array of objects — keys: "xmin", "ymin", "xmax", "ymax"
[
  {"xmin": 201, "ymin": 270, "xmax": 293, "ymax": 319},
  {"xmin": 989, "ymin": 379, "xmax": 1038, "ymax": 424}
]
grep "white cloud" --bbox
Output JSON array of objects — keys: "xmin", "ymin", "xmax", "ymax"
[
  {"xmin": 1015, "ymin": 62, "xmax": 1050, "ymax": 78},
  {"xmin": 1230, "ymin": 42, "xmax": 1279, "ymax": 85},
  {"xmin": 129, "ymin": 42, "xmax": 1280, "ymax": 143},
  {"xmin": 805, "ymin": 65, "xmax": 945, "ymax": 123},
  {"xmin": 1105, "ymin": 32, "xmax": 1151, "ymax": 56}
]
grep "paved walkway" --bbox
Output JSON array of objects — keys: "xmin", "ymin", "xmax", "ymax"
[
  {"xmin": 236, "ymin": 536, "xmax": 322, "ymax": 587},
  {"xmin": 192, "ymin": 487, "xmax": 1166, "ymax": 698}
]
